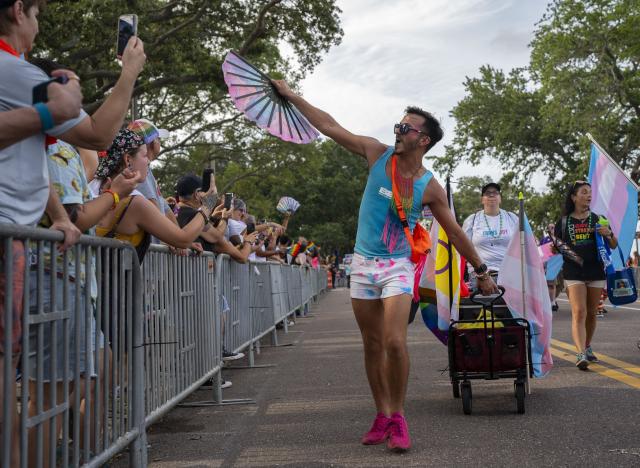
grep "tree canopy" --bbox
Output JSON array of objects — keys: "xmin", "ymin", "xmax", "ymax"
[
  {"xmin": 34, "ymin": 1, "xmax": 357, "ymax": 252},
  {"xmin": 440, "ymin": 0, "xmax": 640, "ymax": 227},
  {"xmin": 35, "ymin": 0, "xmax": 343, "ymax": 156}
]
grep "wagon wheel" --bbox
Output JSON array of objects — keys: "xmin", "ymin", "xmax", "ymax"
[
  {"xmin": 461, "ymin": 382, "xmax": 472, "ymax": 415},
  {"xmin": 515, "ymin": 381, "xmax": 525, "ymax": 414}
]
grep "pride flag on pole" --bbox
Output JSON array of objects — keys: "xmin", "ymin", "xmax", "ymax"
[
  {"xmin": 419, "ymin": 181, "xmax": 466, "ymax": 345},
  {"xmin": 498, "ymin": 215, "xmax": 553, "ymax": 378},
  {"xmin": 588, "ymin": 138, "xmax": 639, "ymax": 269}
]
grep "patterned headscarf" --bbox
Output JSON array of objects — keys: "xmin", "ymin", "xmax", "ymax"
[{"xmin": 95, "ymin": 129, "xmax": 144, "ymax": 180}]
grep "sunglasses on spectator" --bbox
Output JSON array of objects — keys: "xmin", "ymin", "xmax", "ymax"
[
  {"xmin": 483, "ymin": 190, "xmax": 500, "ymax": 197},
  {"xmin": 394, "ymin": 123, "xmax": 428, "ymax": 137},
  {"xmin": 572, "ymin": 180, "xmax": 590, "ymax": 190}
]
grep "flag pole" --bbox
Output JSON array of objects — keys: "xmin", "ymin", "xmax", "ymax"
[
  {"xmin": 586, "ymin": 133, "xmax": 640, "ymax": 190},
  {"xmin": 518, "ymin": 191, "xmax": 531, "ymax": 394},
  {"xmin": 446, "ymin": 177, "xmax": 453, "ymax": 313}
]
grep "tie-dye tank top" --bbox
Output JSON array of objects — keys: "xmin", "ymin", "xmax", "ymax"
[{"xmin": 354, "ymin": 147, "xmax": 432, "ymax": 259}]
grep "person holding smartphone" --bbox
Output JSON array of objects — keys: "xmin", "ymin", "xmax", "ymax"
[
  {"xmin": 271, "ymin": 79, "xmax": 498, "ymax": 452},
  {"xmin": 0, "ymin": 2, "xmax": 142, "ymax": 464}
]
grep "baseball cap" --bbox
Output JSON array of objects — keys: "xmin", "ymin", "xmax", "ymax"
[
  {"xmin": 127, "ymin": 119, "xmax": 169, "ymax": 144},
  {"xmin": 176, "ymin": 174, "xmax": 202, "ymax": 197},
  {"xmin": 481, "ymin": 182, "xmax": 501, "ymax": 195}
]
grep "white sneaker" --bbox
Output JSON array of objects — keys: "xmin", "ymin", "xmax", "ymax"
[
  {"xmin": 221, "ymin": 379, "xmax": 232, "ymax": 389},
  {"xmin": 222, "ymin": 350, "xmax": 245, "ymax": 361},
  {"xmin": 287, "ymin": 320, "xmax": 295, "ymax": 327}
]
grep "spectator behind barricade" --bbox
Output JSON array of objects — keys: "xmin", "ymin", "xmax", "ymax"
[
  {"xmin": 461, "ymin": 182, "xmax": 518, "ymax": 289},
  {"xmin": 250, "ymin": 218, "xmax": 281, "ymax": 263},
  {"xmin": 93, "ymin": 130, "xmax": 217, "ymax": 262},
  {"xmin": 28, "ymin": 114, "xmax": 142, "ymax": 460},
  {"xmin": 226, "ymin": 198, "xmax": 247, "ymax": 245},
  {"xmin": 310, "ymin": 248, "xmax": 320, "ymax": 269},
  {"xmin": 0, "ymin": 3, "xmax": 145, "ymax": 464},
  {"xmin": 173, "ymin": 174, "xmax": 253, "ymax": 375},
  {"xmin": 276, "ymin": 234, "xmax": 292, "ymax": 263},
  {"xmin": 127, "ymin": 119, "xmax": 175, "ymax": 223},
  {"xmin": 175, "ymin": 174, "xmax": 257, "ymax": 263},
  {"xmin": 292, "ymin": 237, "xmax": 309, "ymax": 266}
]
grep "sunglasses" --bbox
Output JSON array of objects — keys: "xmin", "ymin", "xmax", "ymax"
[
  {"xmin": 572, "ymin": 180, "xmax": 590, "ymax": 190},
  {"xmin": 483, "ymin": 190, "xmax": 500, "ymax": 197},
  {"xmin": 394, "ymin": 123, "xmax": 428, "ymax": 137}
]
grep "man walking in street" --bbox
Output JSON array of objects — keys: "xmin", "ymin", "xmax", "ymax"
[{"xmin": 272, "ymin": 80, "xmax": 498, "ymax": 452}]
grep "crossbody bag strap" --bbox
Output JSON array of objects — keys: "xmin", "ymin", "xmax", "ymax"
[{"xmin": 391, "ymin": 155, "xmax": 416, "ymax": 253}]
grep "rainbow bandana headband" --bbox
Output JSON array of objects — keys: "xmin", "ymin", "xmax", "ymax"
[{"xmin": 127, "ymin": 119, "xmax": 169, "ymax": 144}]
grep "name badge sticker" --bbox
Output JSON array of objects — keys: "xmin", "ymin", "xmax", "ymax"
[{"xmin": 378, "ymin": 187, "xmax": 393, "ymax": 199}]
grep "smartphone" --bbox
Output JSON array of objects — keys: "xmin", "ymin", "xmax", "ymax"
[
  {"xmin": 246, "ymin": 223, "xmax": 256, "ymax": 234},
  {"xmin": 224, "ymin": 192, "xmax": 234, "ymax": 210},
  {"xmin": 117, "ymin": 14, "xmax": 138, "ymax": 59},
  {"xmin": 32, "ymin": 76, "xmax": 68, "ymax": 104},
  {"xmin": 201, "ymin": 168, "xmax": 213, "ymax": 192}
]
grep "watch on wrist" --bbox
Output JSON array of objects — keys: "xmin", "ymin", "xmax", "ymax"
[{"xmin": 474, "ymin": 263, "xmax": 488, "ymax": 275}]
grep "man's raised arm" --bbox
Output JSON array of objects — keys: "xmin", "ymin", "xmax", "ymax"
[{"xmin": 271, "ymin": 80, "xmax": 386, "ymax": 165}]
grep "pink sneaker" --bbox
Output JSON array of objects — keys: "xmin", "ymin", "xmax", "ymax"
[
  {"xmin": 387, "ymin": 412, "xmax": 411, "ymax": 452},
  {"xmin": 361, "ymin": 413, "xmax": 392, "ymax": 445}
]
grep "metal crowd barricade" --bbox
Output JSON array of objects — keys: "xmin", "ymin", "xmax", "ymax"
[
  {"xmin": 269, "ymin": 263, "xmax": 290, "ymax": 326},
  {"xmin": 249, "ymin": 262, "xmax": 275, "ymax": 345},
  {"xmin": 0, "ymin": 224, "xmax": 146, "ymax": 468},
  {"xmin": 1, "ymin": 224, "xmax": 328, "ymax": 467},
  {"xmin": 141, "ymin": 245, "xmax": 220, "ymax": 426},
  {"xmin": 217, "ymin": 255, "xmax": 252, "ymax": 356}
]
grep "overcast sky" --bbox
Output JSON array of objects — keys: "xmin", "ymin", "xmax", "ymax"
[{"xmin": 299, "ymin": 0, "xmax": 549, "ymax": 189}]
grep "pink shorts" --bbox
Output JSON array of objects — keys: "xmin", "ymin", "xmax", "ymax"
[{"xmin": 349, "ymin": 253, "xmax": 414, "ymax": 300}]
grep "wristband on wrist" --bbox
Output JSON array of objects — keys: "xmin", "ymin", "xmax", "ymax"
[
  {"xmin": 103, "ymin": 189, "xmax": 119, "ymax": 209},
  {"xmin": 33, "ymin": 103, "xmax": 54, "ymax": 132}
]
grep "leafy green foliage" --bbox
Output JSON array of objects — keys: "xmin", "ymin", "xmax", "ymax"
[
  {"xmin": 35, "ymin": 0, "xmax": 343, "ymax": 154},
  {"xmin": 35, "ymin": 0, "xmax": 356, "ymax": 251},
  {"xmin": 442, "ymin": 0, "xmax": 640, "ymax": 228}
]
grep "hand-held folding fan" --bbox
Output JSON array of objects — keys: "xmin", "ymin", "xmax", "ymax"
[
  {"xmin": 277, "ymin": 196, "xmax": 301, "ymax": 214},
  {"xmin": 221, "ymin": 51, "xmax": 320, "ymax": 144}
]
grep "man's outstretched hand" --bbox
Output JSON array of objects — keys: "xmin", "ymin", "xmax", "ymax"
[{"xmin": 271, "ymin": 80, "xmax": 297, "ymax": 100}]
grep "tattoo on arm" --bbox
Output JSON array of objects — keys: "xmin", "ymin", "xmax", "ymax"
[
  {"xmin": 202, "ymin": 192, "xmax": 218, "ymax": 212},
  {"xmin": 64, "ymin": 204, "xmax": 81, "ymax": 224}
]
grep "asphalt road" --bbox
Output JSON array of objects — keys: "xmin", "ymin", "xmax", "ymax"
[{"xmin": 132, "ymin": 289, "xmax": 640, "ymax": 467}]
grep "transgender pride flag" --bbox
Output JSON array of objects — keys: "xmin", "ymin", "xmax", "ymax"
[
  {"xmin": 498, "ymin": 214, "xmax": 553, "ymax": 378},
  {"xmin": 588, "ymin": 139, "xmax": 639, "ymax": 269}
]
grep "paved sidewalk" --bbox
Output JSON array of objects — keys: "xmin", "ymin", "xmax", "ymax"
[{"xmin": 130, "ymin": 289, "xmax": 640, "ymax": 467}]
